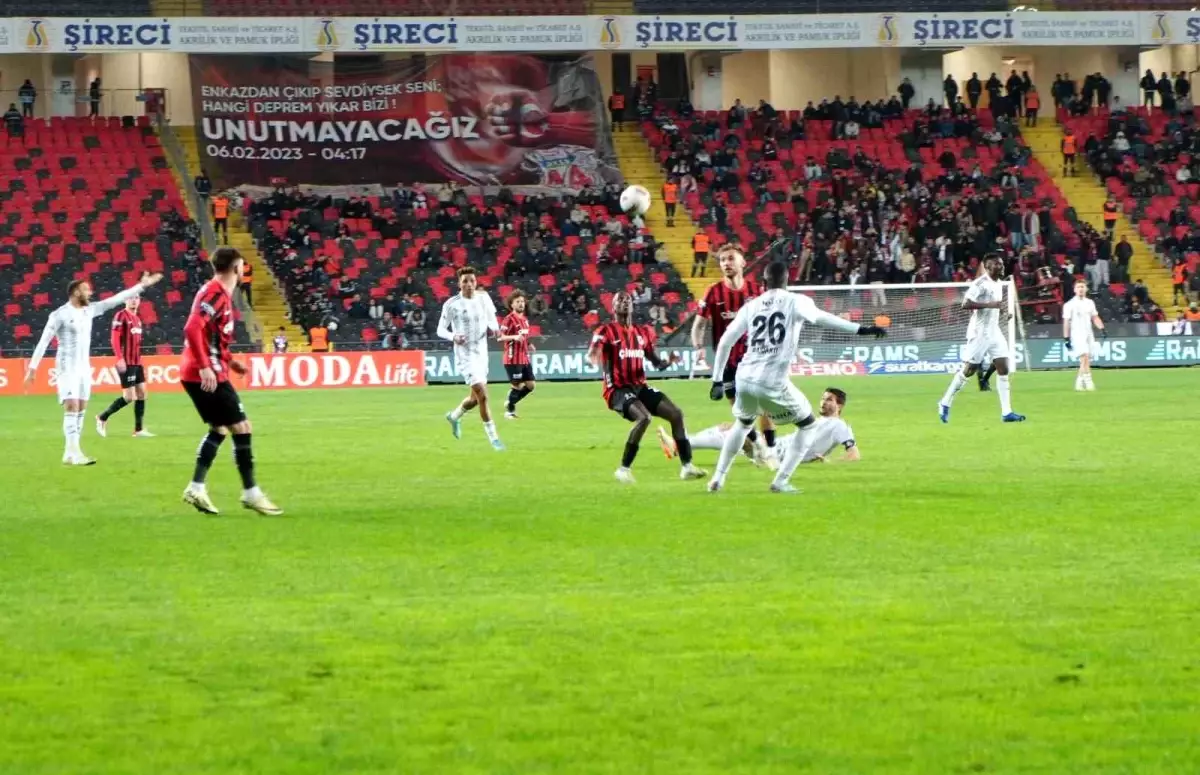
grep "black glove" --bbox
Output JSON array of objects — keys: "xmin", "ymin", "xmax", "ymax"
[
  {"xmin": 1063, "ymin": 337, "xmax": 1073, "ymax": 350},
  {"xmin": 710, "ymin": 381, "xmax": 725, "ymax": 401},
  {"xmin": 1100, "ymin": 329, "xmax": 1108, "ymax": 338},
  {"xmin": 857, "ymin": 325, "xmax": 887, "ymax": 338}
]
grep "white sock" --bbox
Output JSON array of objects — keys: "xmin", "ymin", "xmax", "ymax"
[
  {"xmin": 997, "ymin": 375, "xmax": 1013, "ymax": 415},
  {"xmin": 773, "ymin": 423, "xmax": 817, "ymax": 488},
  {"xmin": 71, "ymin": 412, "xmax": 85, "ymax": 455},
  {"xmin": 690, "ymin": 426, "xmax": 727, "ymax": 450},
  {"xmin": 188, "ymin": 481, "xmax": 207, "ymax": 493},
  {"xmin": 713, "ymin": 421, "xmax": 753, "ymax": 484},
  {"xmin": 482, "ymin": 420, "xmax": 499, "ymax": 442},
  {"xmin": 243, "ymin": 485, "xmax": 263, "ymax": 499},
  {"xmin": 940, "ymin": 371, "xmax": 968, "ymax": 407},
  {"xmin": 63, "ymin": 412, "xmax": 76, "ymax": 454},
  {"xmin": 449, "ymin": 405, "xmax": 466, "ymax": 421}
]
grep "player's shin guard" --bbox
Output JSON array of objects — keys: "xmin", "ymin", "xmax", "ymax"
[
  {"xmin": 713, "ymin": 421, "xmax": 753, "ymax": 483},
  {"xmin": 621, "ymin": 441, "xmax": 639, "ymax": 468},
  {"xmin": 773, "ymin": 425, "xmax": 816, "ymax": 487},
  {"xmin": 996, "ymin": 375, "xmax": 1013, "ymax": 415},
  {"xmin": 506, "ymin": 388, "xmax": 521, "ymax": 410},
  {"xmin": 99, "ymin": 396, "xmax": 128, "ymax": 421},
  {"xmin": 134, "ymin": 399, "xmax": 146, "ymax": 432},
  {"xmin": 940, "ymin": 370, "xmax": 969, "ymax": 407},
  {"xmin": 232, "ymin": 433, "xmax": 256, "ymax": 489},
  {"xmin": 192, "ymin": 431, "xmax": 225, "ymax": 485},
  {"xmin": 63, "ymin": 412, "xmax": 78, "ymax": 454},
  {"xmin": 674, "ymin": 437, "xmax": 693, "ymax": 466}
]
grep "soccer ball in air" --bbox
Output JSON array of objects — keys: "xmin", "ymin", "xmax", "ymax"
[{"xmin": 619, "ymin": 184, "xmax": 652, "ymax": 216}]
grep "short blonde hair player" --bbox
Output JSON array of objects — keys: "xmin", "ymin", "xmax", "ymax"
[{"xmin": 1063, "ymin": 279, "xmax": 1106, "ymax": 391}]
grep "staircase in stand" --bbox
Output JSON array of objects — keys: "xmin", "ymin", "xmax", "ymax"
[
  {"xmin": 610, "ymin": 128, "xmax": 713, "ymax": 299},
  {"xmin": 1023, "ymin": 123, "xmax": 1180, "ymax": 315}
]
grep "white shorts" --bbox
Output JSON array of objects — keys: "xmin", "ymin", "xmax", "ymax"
[
  {"xmin": 963, "ymin": 330, "xmax": 1009, "ymax": 365},
  {"xmin": 732, "ymin": 378, "xmax": 813, "ymax": 425},
  {"xmin": 56, "ymin": 371, "xmax": 91, "ymax": 405},
  {"xmin": 1070, "ymin": 332, "xmax": 1096, "ymax": 358},
  {"xmin": 457, "ymin": 352, "xmax": 490, "ymax": 386}
]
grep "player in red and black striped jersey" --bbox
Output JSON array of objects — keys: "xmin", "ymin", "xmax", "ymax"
[
  {"xmin": 179, "ymin": 247, "xmax": 282, "ymax": 517},
  {"xmin": 587, "ymin": 291, "xmax": 706, "ymax": 484},
  {"xmin": 691, "ymin": 243, "xmax": 777, "ymax": 466},
  {"xmin": 498, "ymin": 290, "xmax": 535, "ymax": 419},
  {"xmin": 96, "ymin": 296, "xmax": 153, "ymax": 437}
]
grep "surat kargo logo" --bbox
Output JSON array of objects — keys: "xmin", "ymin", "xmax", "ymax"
[
  {"xmin": 24, "ymin": 19, "xmax": 51, "ymax": 51},
  {"xmin": 876, "ymin": 14, "xmax": 900, "ymax": 46},
  {"xmin": 598, "ymin": 16, "xmax": 623, "ymax": 48},
  {"xmin": 314, "ymin": 18, "xmax": 340, "ymax": 51}
]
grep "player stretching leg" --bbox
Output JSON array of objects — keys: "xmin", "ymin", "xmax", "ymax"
[
  {"xmin": 24, "ymin": 272, "xmax": 162, "ymax": 465},
  {"xmin": 180, "ymin": 248, "xmax": 282, "ymax": 516},
  {"xmin": 707, "ymin": 262, "xmax": 885, "ymax": 493},
  {"xmin": 438, "ymin": 266, "xmax": 504, "ymax": 450},
  {"xmin": 666, "ymin": 388, "xmax": 861, "ymax": 465},
  {"xmin": 691, "ymin": 243, "xmax": 776, "ymax": 467},
  {"xmin": 96, "ymin": 295, "xmax": 154, "ymax": 437},
  {"xmin": 938, "ymin": 254, "xmax": 1026, "ymax": 423},
  {"xmin": 498, "ymin": 290, "xmax": 535, "ymax": 419},
  {"xmin": 1063, "ymin": 279, "xmax": 1106, "ymax": 391},
  {"xmin": 589, "ymin": 292, "xmax": 706, "ymax": 484}
]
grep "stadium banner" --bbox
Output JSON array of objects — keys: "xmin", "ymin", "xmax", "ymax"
[
  {"xmin": 0, "ymin": 351, "xmax": 425, "ymax": 396},
  {"xmin": 189, "ymin": 53, "xmax": 618, "ymax": 189},
  {"xmin": 0, "ymin": 13, "xmax": 1175, "ymax": 53}
]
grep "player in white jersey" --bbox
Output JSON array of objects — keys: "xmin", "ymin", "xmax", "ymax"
[
  {"xmin": 24, "ymin": 273, "xmax": 163, "ymax": 465},
  {"xmin": 938, "ymin": 255, "xmax": 1026, "ymax": 424},
  {"xmin": 437, "ymin": 265, "xmax": 504, "ymax": 451},
  {"xmin": 661, "ymin": 387, "xmax": 861, "ymax": 465},
  {"xmin": 706, "ymin": 262, "xmax": 886, "ymax": 494},
  {"xmin": 1063, "ymin": 279, "xmax": 1106, "ymax": 391}
]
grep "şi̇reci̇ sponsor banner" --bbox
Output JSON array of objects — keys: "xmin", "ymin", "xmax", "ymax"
[{"xmin": 189, "ymin": 53, "xmax": 619, "ymax": 188}]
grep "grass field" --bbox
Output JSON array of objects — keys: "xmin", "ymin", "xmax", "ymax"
[{"xmin": 1, "ymin": 369, "xmax": 1198, "ymax": 774}]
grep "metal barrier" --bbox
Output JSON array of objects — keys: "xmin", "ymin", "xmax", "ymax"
[{"xmin": 0, "ymin": 88, "xmax": 173, "ymax": 122}]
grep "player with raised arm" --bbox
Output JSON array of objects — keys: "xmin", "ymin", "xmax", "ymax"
[
  {"xmin": 96, "ymin": 295, "xmax": 154, "ymax": 438},
  {"xmin": 938, "ymin": 254, "xmax": 1026, "ymax": 424},
  {"xmin": 1063, "ymin": 279, "xmax": 1106, "ymax": 391},
  {"xmin": 664, "ymin": 387, "xmax": 861, "ymax": 465},
  {"xmin": 180, "ymin": 248, "xmax": 282, "ymax": 516},
  {"xmin": 498, "ymin": 290, "xmax": 535, "ymax": 419},
  {"xmin": 439, "ymin": 266, "xmax": 505, "ymax": 450},
  {"xmin": 24, "ymin": 272, "xmax": 162, "ymax": 465},
  {"xmin": 707, "ymin": 262, "xmax": 885, "ymax": 494},
  {"xmin": 589, "ymin": 291, "xmax": 706, "ymax": 484},
  {"xmin": 690, "ymin": 243, "xmax": 776, "ymax": 467}
]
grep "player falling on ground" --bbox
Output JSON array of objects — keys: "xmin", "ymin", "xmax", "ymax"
[
  {"xmin": 180, "ymin": 248, "xmax": 282, "ymax": 516},
  {"xmin": 24, "ymin": 272, "xmax": 162, "ymax": 465},
  {"xmin": 1063, "ymin": 279, "xmax": 1107, "ymax": 391},
  {"xmin": 96, "ymin": 295, "xmax": 155, "ymax": 438},
  {"xmin": 662, "ymin": 387, "xmax": 861, "ymax": 465},
  {"xmin": 588, "ymin": 291, "xmax": 706, "ymax": 484},
  {"xmin": 707, "ymin": 262, "xmax": 886, "ymax": 494},
  {"xmin": 938, "ymin": 254, "xmax": 1026, "ymax": 424},
  {"xmin": 498, "ymin": 290, "xmax": 535, "ymax": 419},
  {"xmin": 439, "ymin": 266, "xmax": 505, "ymax": 450},
  {"xmin": 691, "ymin": 242, "xmax": 777, "ymax": 468}
]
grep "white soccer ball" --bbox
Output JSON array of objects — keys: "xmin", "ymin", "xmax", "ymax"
[{"xmin": 620, "ymin": 184, "xmax": 652, "ymax": 216}]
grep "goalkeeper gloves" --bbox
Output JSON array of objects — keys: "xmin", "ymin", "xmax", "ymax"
[
  {"xmin": 857, "ymin": 325, "xmax": 887, "ymax": 338},
  {"xmin": 710, "ymin": 381, "xmax": 725, "ymax": 401},
  {"xmin": 1063, "ymin": 337, "xmax": 1073, "ymax": 350}
]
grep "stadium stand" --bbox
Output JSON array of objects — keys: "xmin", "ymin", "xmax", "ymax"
[
  {"xmin": 0, "ymin": 0, "xmax": 151, "ymax": 14},
  {"xmin": 632, "ymin": 0, "xmax": 1005, "ymax": 11},
  {"xmin": 243, "ymin": 185, "xmax": 695, "ymax": 349},
  {"xmin": 204, "ymin": 0, "xmax": 586, "ymax": 16},
  {"xmin": 0, "ymin": 116, "xmax": 243, "ymax": 357}
]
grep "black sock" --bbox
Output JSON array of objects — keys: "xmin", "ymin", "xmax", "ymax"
[
  {"xmin": 232, "ymin": 433, "xmax": 256, "ymax": 490},
  {"xmin": 513, "ymin": 386, "xmax": 532, "ymax": 404},
  {"xmin": 192, "ymin": 431, "xmax": 225, "ymax": 484},
  {"xmin": 675, "ymin": 437, "xmax": 693, "ymax": 465},
  {"xmin": 621, "ymin": 441, "xmax": 639, "ymax": 468},
  {"xmin": 99, "ymin": 396, "xmax": 128, "ymax": 421},
  {"xmin": 747, "ymin": 429, "xmax": 759, "ymax": 444},
  {"xmin": 134, "ymin": 399, "xmax": 145, "ymax": 432},
  {"xmin": 764, "ymin": 428, "xmax": 777, "ymax": 448},
  {"xmin": 506, "ymin": 388, "xmax": 520, "ymax": 411}
]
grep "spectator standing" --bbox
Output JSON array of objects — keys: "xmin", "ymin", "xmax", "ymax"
[
  {"xmin": 240, "ymin": 260, "xmax": 253, "ymax": 307},
  {"xmin": 966, "ymin": 73, "xmax": 982, "ymax": 109},
  {"xmin": 211, "ymin": 193, "xmax": 230, "ymax": 243},
  {"xmin": 608, "ymin": 90, "xmax": 626, "ymax": 131},
  {"xmin": 18, "ymin": 80, "xmax": 36, "ymax": 118},
  {"xmin": 272, "ymin": 327, "xmax": 288, "ymax": 353},
  {"xmin": 89, "ymin": 78, "xmax": 102, "ymax": 117},
  {"xmin": 1141, "ymin": 69, "xmax": 1157, "ymax": 107},
  {"xmin": 194, "ymin": 172, "xmax": 212, "ymax": 205},
  {"xmin": 691, "ymin": 231, "xmax": 710, "ymax": 277},
  {"xmin": 4, "ymin": 103, "xmax": 23, "ymax": 136}
]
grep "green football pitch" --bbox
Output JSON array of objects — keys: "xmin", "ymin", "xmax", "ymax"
[{"xmin": 1, "ymin": 369, "xmax": 1197, "ymax": 774}]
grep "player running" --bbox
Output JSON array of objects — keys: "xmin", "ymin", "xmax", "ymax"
[
  {"xmin": 588, "ymin": 291, "xmax": 706, "ymax": 484},
  {"xmin": 707, "ymin": 262, "xmax": 885, "ymax": 494},
  {"xmin": 938, "ymin": 254, "xmax": 1026, "ymax": 424},
  {"xmin": 439, "ymin": 266, "xmax": 505, "ymax": 450},
  {"xmin": 691, "ymin": 242, "xmax": 776, "ymax": 467},
  {"xmin": 1063, "ymin": 279, "xmax": 1106, "ymax": 391},
  {"xmin": 96, "ymin": 295, "xmax": 154, "ymax": 438},
  {"xmin": 180, "ymin": 248, "xmax": 282, "ymax": 516},
  {"xmin": 662, "ymin": 387, "xmax": 860, "ymax": 465},
  {"xmin": 498, "ymin": 290, "xmax": 535, "ymax": 419},
  {"xmin": 24, "ymin": 272, "xmax": 162, "ymax": 465}
]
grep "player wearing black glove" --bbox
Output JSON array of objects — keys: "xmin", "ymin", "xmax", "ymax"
[{"xmin": 709, "ymin": 381, "xmax": 726, "ymax": 401}]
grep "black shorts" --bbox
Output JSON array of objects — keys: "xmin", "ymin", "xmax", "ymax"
[
  {"xmin": 608, "ymin": 385, "xmax": 666, "ymax": 421},
  {"xmin": 183, "ymin": 381, "xmax": 247, "ymax": 428},
  {"xmin": 665, "ymin": 202, "xmax": 677, "ymax": 216},
  {"xmin": 1063, "ymin": 152, "xmax": 1076, "ymax": 161},
  {"xmin": 694, "ymin": 252, "xmax": 709, "ymax": 264},
  {"xmin": 505, "ymin": 363, "xmax": 534, "ymax": 382},
  {"xmin": 720, "ymin": 362, "xmax": 739, "ymax": 400},
  {"xmin": 120, "ymin": 364, "xmax": 145, "ymax": 389}
]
